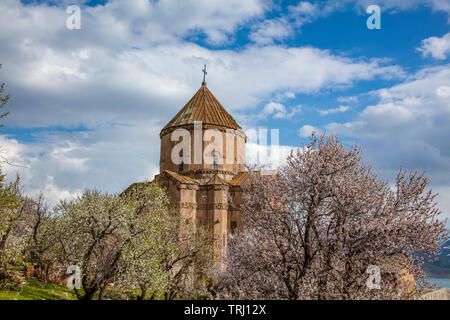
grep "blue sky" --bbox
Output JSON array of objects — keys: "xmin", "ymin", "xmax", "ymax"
[{"xmin": 0, "ymin": 0, "xmax": 449, "ymax": 225}]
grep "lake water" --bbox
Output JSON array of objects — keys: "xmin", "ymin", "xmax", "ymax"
[{"xmin": 427, "ymin": 278, "xmax": 450, "ymax": 288}]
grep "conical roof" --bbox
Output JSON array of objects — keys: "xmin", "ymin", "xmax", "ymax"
[{"xmin": 161, "ymin": 82, "xmax": 241, "ymax": 135}]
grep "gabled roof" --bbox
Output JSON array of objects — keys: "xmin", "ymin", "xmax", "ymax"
[
  {"xmin": 164, "ymin": 170, "xmax": 196, "ymax": 184},
  {"xmin": 230, "ymin": 172, "xmax": 252, "ymax": 186},
  {"xmin": 161, "ymin": 82, "xmax": 241, "ymax": 135},
  {"xmin": 121, "ymin": 181, "xmax": 154, "ymax": 195},
  {"xmin": 206, "ymin": 174, "xmax": 228, "ymax": 185}
]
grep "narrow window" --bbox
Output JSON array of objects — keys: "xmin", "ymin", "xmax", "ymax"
[
  {"xmin": 213, "ymin": 154, "xmax": 218, "ymax": 170},
  {"xmin": 231, "ymin": 221, "xmax": 237, "ymax": 234}
]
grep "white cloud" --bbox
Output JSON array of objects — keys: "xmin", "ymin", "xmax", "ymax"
[
  {"xmin": 259, "ymin": 102, "xmax": 302, "ymax": 119},
  {"xmin": 325, "ymin": 65, "xmax": 450, "ymax": 224},
  {"xmin": 50, "ymin": 143, "xmax": 89, "ymax": 171},
  {"xmin": 37, "ymin": 175, "xmax": 81, "ymax": 205},
  {"xmin": 249, "ymin": 1, "xmax": 321, "ymax": 44},
  {"xmin": 436, "ymin": 85, "xmax": 450, "ymax": 98},
  {"xmin": 290, "ymin": 1, "xmax": 320, "ymax": 16},
  {"xmin": 246, "ymin": 142, "xmax": 295, "ymax": 170},
  {"xmin": 261, "ymin": 102, "xmax": 287, "ymax": 119},
  {"xmin": 0, "ymin": 136, "xmax": 27, "ymax": 168},
  {"xmin": 342, "ymin": 0, "xmax": 450, "ymax": 18},
  {"xmin": 337, "ymin": 95, "xmax": 358, "ymax": 103},
  {"xmin": 328, "ymin": 66, "xmax": 450, "ymax": 137},
  {"xmin": 318, "ymin": 105, "xmax": 350, "ymax": 116},
  {"xmin": 89, "ymin": 0, "xmax": 270, "ymax": 45},
  {"xmin": 434, "ymin": 185, "xmax": 450, "ymax": 224},
  {"xmin": 287, "ymin": 105, "xmax": 303, "ymax": 118},
  {"xmin": 0, "ymin": 124, "xmax": 161, "ymax": 206},
  {"xmin": 0, "ymin": 0, "xmax": 433, "ymax": 210},
  {"xmin": 285, "ymin": 92, "xmax": 296, "ymax": 99},
  {"xmin": 299, "ymin": 125, "xmax": 321, "ymax": 137},
  {"xmin": 0, "ymin": 0, "xmax": 405, "ymax": 129},
  {"xmin": 418, "ymin": 32, "xmax": 450, "ymax": 60},
  {"xmin": 249, "ymin": 19, "xmax": 293, "ymax": 45}
]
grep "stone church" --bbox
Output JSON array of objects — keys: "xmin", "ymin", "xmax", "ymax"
[{"xmin": 131, "ymin": 77, "xmax": 250, "ymax": 268}]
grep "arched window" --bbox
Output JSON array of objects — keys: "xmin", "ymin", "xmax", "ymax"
[
  {"xmin": 178, "ymin": 155, "xmax": 184, "ymax": 173},
  {"xmin": 213, "ymin": 154, "xmax": 218, "ymax": 170}
]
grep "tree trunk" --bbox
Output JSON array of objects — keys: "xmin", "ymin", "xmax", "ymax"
[
  {"xmin": 137, "ymin": 285, "xmax": 147, "ymax": 300},
  {"xmin": 98, "ymin": 284, "xmax": 108, "ymax": 300},
  {"xmin": 0, "ymin": 227, "xmax": 12, "ymax": 253},
  {"xmin": 317, "ymin": 258, "xmax": 333, "ymax": 300},
  {"xmin": 165, "ymin": 290, "xmax": 177, "ymax": 300},
  {"xmin": 80, "ymin": 288, "xmax": 97, "ymax": 300},
  {"xmin": 44, "ymin": 263, "xmax": 50, "ymax": 282},
  {"xmin": 73, "ymin": 288, "xmax": 82, "ymax": 300}
]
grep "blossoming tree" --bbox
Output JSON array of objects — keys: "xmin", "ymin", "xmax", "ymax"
[{"xmin": 220, "ymin": 134, "xmax": 447, "ymax": 300}]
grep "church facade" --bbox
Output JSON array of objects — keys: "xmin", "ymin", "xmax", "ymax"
[{"xmin": 136, "ymin": 79, "xmax": 250, "ymax": 268}]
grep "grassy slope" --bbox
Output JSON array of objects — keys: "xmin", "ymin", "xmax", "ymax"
[
  {"xmin": 0, "ymin": 278, "xmax": 143, "ymax": 300},
  {"xmin": 0, "ymin": 278, "xmax": 78, "ymax": 300}
]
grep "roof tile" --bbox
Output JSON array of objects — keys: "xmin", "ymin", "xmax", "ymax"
[
  {"xmin": 164, "ymin": 170, "xmax": 196, "ymax": 184},
  {"xmin": 230, "ymin": 172, "xmax": 252, "ymax": 186},
  {"xmin": 162, "ymin": 83, "xmax": 241, "ymax": 133}
]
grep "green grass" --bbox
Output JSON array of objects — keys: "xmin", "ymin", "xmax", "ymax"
[
  {"xmin": 0, "ymin": 276, "xmax": 166, "ymax": 300},
  {"xmin": 0, "ymin": 277, "xmax": 146, "ymax": 300},
  {"xmin": 0, "ymin": 278, "xmax": 78, "ymax": 300}
]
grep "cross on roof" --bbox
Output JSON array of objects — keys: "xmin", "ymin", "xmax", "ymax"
[{"xmin": 202, "ymin": 64, "xmax": 207, "ymax": 84}]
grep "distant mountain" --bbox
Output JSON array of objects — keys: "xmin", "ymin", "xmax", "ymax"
[{"xmin": 423, "ymin": 232, "xmax": 450, "ymax": 279}]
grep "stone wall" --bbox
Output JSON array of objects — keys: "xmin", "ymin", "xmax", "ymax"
[
  {"xmin": 160, "ymin": 125, "xmax": 246, "ymax": 176},
  {"xmin": 418, "ymin": 288, "xmax": 450, "ymax": 300}
]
